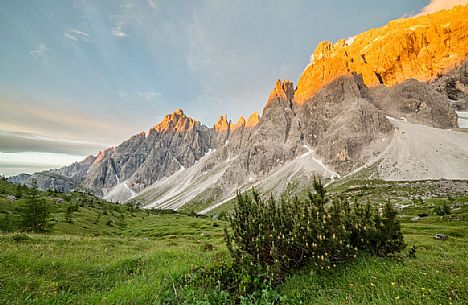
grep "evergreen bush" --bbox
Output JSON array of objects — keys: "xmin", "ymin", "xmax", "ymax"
[{"xmin": 224, "ymin": 178, "xmax": 406, "ymax": 283}]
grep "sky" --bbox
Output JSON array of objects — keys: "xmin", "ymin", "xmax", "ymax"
[{"xmin": 0, "ymin": 0, "xmax": 465, "ymax": 176}]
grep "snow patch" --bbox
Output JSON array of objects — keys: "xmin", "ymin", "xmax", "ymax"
[
  {"xmin": 104, "ymin": 179, "xmax": 137, "ymax": 203},
  {"xmin": 456, "ymin": 111, "xmax": 468, "ymax": 128},
  {"xmin": 345, "ymin": 35, "xmax": 356, "ymax": 46}
]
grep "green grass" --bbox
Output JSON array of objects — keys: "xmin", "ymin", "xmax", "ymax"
[{"xmin": 0, "ymin": 178, "xmax": 467, "ymax": 304}]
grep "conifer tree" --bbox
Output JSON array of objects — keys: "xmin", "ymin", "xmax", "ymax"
[{"xmin": 20, "ymin": 180, "xmax": 53, "ymax": 232}]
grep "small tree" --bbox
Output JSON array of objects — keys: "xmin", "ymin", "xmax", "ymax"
[
  {"xmin": 64, "ymin": 205, "xmax": 75, "ymax": 223},
  {"xmin": 20, "ymin": 180, "xmax": 53, "ymax": 233},
  {"xmin": 0, "ymin": 212, "xmax": 16, "ymax": 232},
  {"xmin": 15, "ymin": 185, "xmax": 23, "ymax": 198},
  {"xmin": 373, "ymin": 201, "xmax": 406, "ymax": 256}
]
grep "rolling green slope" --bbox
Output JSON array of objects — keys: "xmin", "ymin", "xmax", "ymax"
[{"xmin": 0, "ymin": 178, "xmax": 467, "ymax": 304}]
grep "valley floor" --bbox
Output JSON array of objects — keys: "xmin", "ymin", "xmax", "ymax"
[{"xmin": 0, "ymin": 180, "xmax": 467, "ymax": 304}]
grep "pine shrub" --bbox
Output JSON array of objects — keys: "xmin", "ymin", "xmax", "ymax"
[{"xmin": 224, "ymin": 178, "xmax": 406, "ymax": 282}]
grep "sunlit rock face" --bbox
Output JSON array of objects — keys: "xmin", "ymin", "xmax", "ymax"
[
  {"xmin": 212, "ymin": 115, "xmax": 231, "ymax": 148},
  {"xmin": 153, "ymin": 108, "xmax": 199, "ymax": 132},
  {"xmin": 295, "ymin": 5, "xmax": 468, "ymax": 105}
]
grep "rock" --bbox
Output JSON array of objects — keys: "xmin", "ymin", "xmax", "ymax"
[
  {"xmin": 7, "ymin": 195, "xmax": 16, "ymax": 201},
  {"xmin": 296, "ymin": 73, "xmax": 392, "ymax": 173},
  {"xmin": 369, "ymin": 79, "xmax": 458, "ymax": 128},
  {"xmin": 294, "ymin": 5, "xmax": 468, "ymax": 105},
  {"xmin": 433, "ymin": 233, "xmax": 449, "ymax": 240},
  {"xmin": 430, "ymin": 62, "xmax": 468, "ymax": 110},
  {"xmin": 411, "ymin": 216, "xmax": 421, "ymax": 222}
]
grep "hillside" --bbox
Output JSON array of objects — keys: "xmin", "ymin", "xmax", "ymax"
[{"xmin": 1, "ymin": 177, "xmax": 467, "ymax": 304}]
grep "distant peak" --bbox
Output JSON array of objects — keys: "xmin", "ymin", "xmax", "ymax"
[
  {"xmin": 246, "ymin": 112, "xmax": 260, "ymax": 128},
  {"xmin": 154, "ymin": 109, "xmax": 198, "ymax": 132},
  {"xmin": 214, "ymin": 114, "xmax": 230, "ymax": 131},
  {"xmin": 267, "ymin": 79, "xmax": 295, "ymax": 105},
  {"xmin": 231, "ymin": 112, "xmax": 260, "ymax": 130},
  {"xmin": 174, "ymin": 108, "xmax": 185, "ymax": 116},
  {"xmin": 232, "ymin": 116, "xmax": 245, "ymax": 130}
]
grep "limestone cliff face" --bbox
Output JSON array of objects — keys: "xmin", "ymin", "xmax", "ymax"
[
  {"xmin": 295, "ymin": 4, "xmax": 468, "ymax": 105},
  {"xmin": 218, "ymin": 80, "xmax": 304, "ymax": 188},
  {"xmin": 295, "ymin": 73, "xmax": 392, "ymax": 173}
]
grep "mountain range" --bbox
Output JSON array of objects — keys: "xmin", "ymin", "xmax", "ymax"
[{"xmin": 9, "ymin": 5, "xmax": 468, "ymax": 212}]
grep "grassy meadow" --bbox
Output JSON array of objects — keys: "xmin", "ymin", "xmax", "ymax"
[{"xmin": 0, "ymin": 178, "xmax": 467, "ymax": 304}]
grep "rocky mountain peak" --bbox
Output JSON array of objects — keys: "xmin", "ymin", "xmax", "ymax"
[
  {"xmin": 266, "ymin": 80, "xmax": 295, "ymax": 107},
  {"xmin": 214, "ymin": 115, "xmax": 230, "ymax": 131},
  {"xmin": 312, "ymin": 39, "xmax": 348, "ymax": 62},
  {"xmin": 246, "ymin": 112, "xmax": 260, "ymax": 128},
  {"xmin": 153, "ymin": 109, "xmax": 199, "ymax": 132},
  {"xmin": 232, "ymin": 116, "xmax": 246, "ymax": 130},
  {"xmin": 231, "ymin": 112, "xmax": 260, "ymax": 130},
  {"xmin": 294, "ymin": 4, "xmax": 468, "ymax": 105}
]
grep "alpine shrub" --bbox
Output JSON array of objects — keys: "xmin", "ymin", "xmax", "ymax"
[{"xmin": 225, "ymin": 179, "xmax": 405, "ymax": 282}]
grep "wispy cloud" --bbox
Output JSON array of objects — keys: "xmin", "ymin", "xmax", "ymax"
[
  {"xmin": 135, "ymin": 89, "xmax": 161, "ymax": 101},
  {"xmin": 30, "ymin": 43, "xmax": 49, "ymax": 58},
  {"xmin": 64, "ymin": 33, "xmax": 77, "ymax": 41},
  {"xmin": 146, "ymin": 0, "xmax": 157, "ymax": 10},
  {"xmin": 415, "ymin": 0, "xmax": 467, "ymax": 16},
  {"xmin": 64, "ymin": 29, "xmax": 90, "ymax": 41},
  {"xmin": 119, "ymin": 89, "xmax": 161, "ymax": 101},
  {"xmin": 112, "ymin": 20, "xmax": 128, "ymax": 38}
]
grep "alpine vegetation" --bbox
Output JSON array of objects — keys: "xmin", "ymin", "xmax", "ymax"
[{"xmin": 221, "ymin": 179, "xmax": 405, "ymax": 290}]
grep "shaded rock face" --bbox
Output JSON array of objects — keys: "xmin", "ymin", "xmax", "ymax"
[
  {"xmin": 429, "ymin": 61, "xmax": 468, "ymax": 111},
  {"xmin": 215, "ymin": 80, "xmax": 304, "ymax": 191},
  {"xmin": 369, "ymin": 79, "xmax": 458, "ymax": 128},
  {"xmin": 8, "ymin": 172, "xmax": 78, "ymax": 193},
  {"xmin": 295, "ymin": 74, "xmax": 392, "ymax": 173},
  {"xmin": 295, "ymin": 5, "xmax": 468, "ymax": 104}
]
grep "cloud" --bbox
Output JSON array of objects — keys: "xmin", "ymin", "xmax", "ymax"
[
  {"xmin": 30, "ymin": 43, "xmax": 49, "ymax": 58},
  {"xmin": 0, "ymin": 130, "xmax": 107, "ymax": 155},
  {"xmin": 118, "ymin": 89, "xmax": 161, "ymax": 101},
  {"xmin": 146, "ymin": 0, "xmax": 157, "ymax": 10},
  {"xmin": 112, "ymin": 20, "xmax": 128, "ymax": 38},
  {"xmin": 416, "ymin": 0, "xmax": 467, "ymax": 16},
  {"xmin": 0, "ymin": 152, "xmax": 87, "ymax": 177},
  {"xmin": 0, "ymin": 95, "xmax": 133, "ymax": 145},
  {"xmin": 64, "ymin": 29, "xmax": 90, "ymax": 41},
  {"xmin": 64, "ymin": 33, "xmax": 77, "ymax": 41},
  {"xmin": 135, "ymin": 89, "xmax": 161, "ymax": 101}
]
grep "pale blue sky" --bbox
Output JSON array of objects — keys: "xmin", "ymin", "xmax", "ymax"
[{"xmin": 0, "ymin": 0, "xmax": 440, "ymax": 175}]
